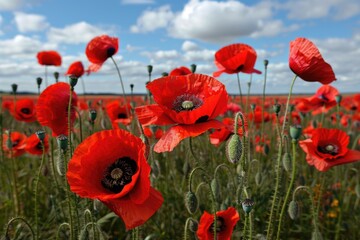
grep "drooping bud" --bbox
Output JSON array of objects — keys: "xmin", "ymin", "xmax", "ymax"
[
  {"xmin": 11, "ymin": 84, "xmax": 18, "ymax": 95},
  {"xmin": 68, "ymin": 75, "xmax": 78, "ymax": 89},
  {"xmin": 54, "ymin": 72, "xmax": 60, "ymax": 82},
  {"xmin": 185, "ymin": 191, "xmax": 198, "ymax": 214},
  {"xmin": 225, "ymin": 134, "xmax": 243, "ymax": 164},
  {"xmin": 35, "ymin": 130, "xmax": 46, "ymax": 142},
  {"xmin": 288, "ymin": 200, "xmax": 300, "ymax": 220},
  {"xmin": 147, "ymin": 65, "xmax": 153, "ymax": 75},
  {"xmin": 36, "ymin": 77, "xmax": 43, "ymax": 86},
  {"xmin": 255, "ymin": 171, "xmax": 262, "ymax": 186},
  {"xmin": 211, "ymin": 178, "xmax": 221, "ymax": 203},
  {"xmin": 188, "ymin": 218, "xmax": 198, "ymax": 233},
  {"xmin": 290, "ymin": 125, "xmax": 302, "ymax": 141},
  {"xmin": 242, "ymin": 198, "xmax": 255, "ymax": 214},
  {"xmin": 190, "ymin": 64, "xmax": 197, "ymax": 73},
  {"xmin": 282, "ymin": 152, "xmax": 292, "ymax": 172}
]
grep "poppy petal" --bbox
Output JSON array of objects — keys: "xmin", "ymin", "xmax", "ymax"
[
  {"xmin": 154, "ymin": 120, "xmax": 225, "ymax": 153},
  {"xmin": 135, "ymin": 104, "xmax": 175, "ymax": 126}
]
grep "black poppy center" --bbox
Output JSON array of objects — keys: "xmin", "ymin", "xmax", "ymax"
[
  {"xmin": 117, "ymin": 113, "xmax": 127, "ymax": 119},
  {"xmin": 107, "ymin": 47, "xmax": 116, "ymax": 58},
  {"xmin": 36, "ymin": 142, "xmax": 43, "ymax": 150},
  {"xmin": 101, "ymin": 157, "xmax": 138, "ymax": 193},
  {"xmin": 172, "ymin": 94, "xmax": 203, "ymax": 112},
  {"xmin": 208, "ymin": 217, "xmax": 226, "ymax": 233},
  {"xmin": 317, "ymin": 144, "xmax": 339, "ymax": 156},
  {"xmin": 20, "ymin": 108, "xmax": 31, "ymax": 114},
  {"xmin": 12, "ymin": 140, "xmax": 19, "ymax": 147},
  {"xmin": 319, "ymin": 94, "xmax": 329, "ymax": 102}
]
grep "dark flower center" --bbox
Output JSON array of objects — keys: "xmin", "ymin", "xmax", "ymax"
[
  {"xmin": 318, "ymin": 94, "xmax": 329, "ymax": 102},
  {"xmin": 101, "ymin": 157, "xmax": 138, "ymax": 193},
  {"xmin": 12, "ymin": 140, "xmax": 19, "ymax": 147},
  {"xmin": 208, "ymin": 217, "xmax": 225, "ymax": 233},
  {"xmin": 317, "ymin": 144, "xmax": 339, "ymax": 156},
  {"xmin": 107, "ymin": 47, "xmax": 116, "ymax": 58},
  {"xmin": 36, "ymin": 142, "xmax": 43, "ymax": 150},
  {"xmin": 117, "ymin": 113, "xmax": 127, "ymax": 119},
  {"xmin": 172, "ymin": 94, "xmax": 203, "ymax": 112},
  {"xmin": 20, "ymin": 108, "xmax": 31, "ymax": 114}
]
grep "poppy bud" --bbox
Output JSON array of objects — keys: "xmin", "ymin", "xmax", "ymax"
[
  {"xmin": 282, "ymin": 152, "xmax": 292, "ymax": 172},
  {"xmin": 335, "ymin": 94, "xmax": 342, "ymax": 104},
  {"xmin": 288, "ymin": 200, "xmax": 300, "ymax": 220},
  {"xmin": 211, "ymin": 178, "xmax": 221, "ymax": 203},
  {"xmin": 188, "ymin": 218, "xmax": 198, "ymax": 232},
  {"xmin": 56, "ymin": 134, "xmax": 68, "ymax": 152},
  {"xmin": 289, "ymin": 104, "xmax": 295, "ymax": 112},
  {"xmin": 225, "ymin": 134, "xmax": 243, "ymax": 164},
  {"xmin": 69, "ymin": 75, "xmax": 78, "ymax": 89},
  {"xmin": 290, "ymin": 125, "xmax": 302, "ymax": 141},
  {"xmin": 242, "ymin": 198, "xmax": 255, "ymax": 214},
  {"xmin": 264, "ymin": 59, "xmax": 269, "ymax": 68},
  {"xmin": 35, "ymin": 130, "xmax": 46, "ymax": 142},
  {"xmin": 190, "ymin": 64, "xmax": 197, "ymax": 73},
  {"xmin": 54, "ymin": 72, "xmax": 60, "ymax": 82},
  {"xmin": 161, "ymin": 72, "xmax": 168, "ymax": 77},
  {"xmin": 185, "ymin": 191, "xmax": 198, "ymax": 214},
  {"xmin": 255, "ymin": 171, "xmax": 262, "ymax": 186},
  {"xmin": 89, "ymin": 109, "xmax": 97, "ymax": 122},
  {"xmin": 36, "ymin": 77, "xmax": 43, "ymax": 86},
  {"xmin": 273, "ymin": 103, "xmax": 281, "ymax": 115},
  {"xmin": 147, "ymin": 65, "xmax": 153, "ymax": 74},
  {"xmin": 263, "ymin": 143, "xmax": 270, "ymax": 155},
  {"xmin": 11, "ymin": 83, "xmax": 18, "ymax": 95}
]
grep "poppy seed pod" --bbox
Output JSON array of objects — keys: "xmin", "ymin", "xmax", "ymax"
[
  {"xmin": 225, "ymin": 134, "xmax": 243, "ymax": 164},
  {"xmin": 264, "ymin": 59, "xmax": 269, "ymax": 68},
  {"xmin": 89, "ymin": 109, "xmax": 97, "ymax": 122},
  {"xmin": 242, "ymin": 198, "xmax": 255, "ymax": 214},
  {"xmin": 161, "ymin": 72, "xmax": 168, "ymax": 77},
  {"xmin": 250, "ymin": 103, "xmax": 256, "ymax": 111},
  {"xmin": 130, "ymin": 84, "xmax": 134, "ymax": 91},
  {"xmin": 190, "ymin": 64, "xmax": 197, "ymax": 73},
  {"xmin": 290, "ymin": 125, "xmax": 302, "ymax": 140},
  {"xmin": 211, "ymin": 178, "xmax": 221, "ymax": 203},
  {"xmin": 56, "ymin": 134, "xmax": 68, "ymax": 152},
  {"xmin": 185, "ymin": 191, "xmax": 198, "ymax": 214},
  {"xmin": 11, "ymin": 84, "xmax": 18, "ymax": 95},
  {"xmin": 35, "ymin": 130, "xmax": 46, "ymax": 142},
  {"xmin": 69, "ymin": 75, "xmax": 78, "ymax": 89},
  {"xmin": 147, "ymin": 65, "xmax": 153, "ymax": 74},
  {"xmin": 282, "ymin": 152, "xmax": 292, "ymax": 172},
  {"xmin": 36, "ymin": 77, "xmax": 43, "ymax": 86},
  {"xmin": 54, "ymin": 72, "xmax": 60, "ymax": 82},
  {"xmin": 335, "ymin": 94, "xmax": 342, "ymax": 104},
  {"xmin": 273, "ymin": 103, "xmax": 281, "ymax": 115}
]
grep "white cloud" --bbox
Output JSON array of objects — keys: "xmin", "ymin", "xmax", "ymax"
[
  {"xmin": 131, "ymin": 0, "xmax": 296, "ymax": 43},
  {"xmin": 282, "ymin": 0, "xmax": 360, "ymax": 20},
  {"xmin": 14, "ymin": 12, "xmax": 49, "ymax": 33},
  {"xmin": 181, "ymin": 40, "xmax": 200, "ymax": 52},
  {"xmin": 141, "ymin": 50, "xmax": 179, "ymax": 61},
  {"xmin": 47, "ymin": 21, "xmax": 112, "ymax": 44},
  {"xmin": 130, "ymin": 5, "xmax": 174, "ymax": 33},
  {"xmin": 121, "ymin": 0, "xmax": 154, "ymax": 4},
  {"xmin": 0, "ymin": 0, "xmax": 24, "ymax": 10}
]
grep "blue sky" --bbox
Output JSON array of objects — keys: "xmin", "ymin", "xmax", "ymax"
[{"xmin": 0, "ymin": 0, "xmax": 359, "ymax": 95}]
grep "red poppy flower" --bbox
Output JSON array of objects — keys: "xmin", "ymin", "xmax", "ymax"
[
  {"xmin": 213, "ymin": 43, "xmax": 261, "ymax": 77},
  {"xmin": 66, "ymin": 61, "xmax": 85, "ymax": 78},
  {"xmin": 248, "ymin": 107, "xmax": 270, "ymax": 125},
  {"xmin": 10, "ymin": 98, "xmax": 37, "ymax": 122},
  {"xmin": 25, "ymin": 134, "xmax": 49, "ymax": 156},
  {"xmin": 209, "ymin": 117, "xmax": 247, "ymax": 146},
  {"xmin": 143, "ymin": 126, "xmax": 163, "ymax": 140},
  {"xmin": 105, "ymin": 101, "xmax": 132, "ymax": 128},
  {"xmin": 197, "ymin": 207, "xmax": 240, "ymax": 240},
  {"xmin": 2, "ymin": 131, "xmax": 27, "ymax": 157},
  {"xmin": 135, "ymin": 74, "xmax": 228, "ymax": 152},
  {"xmin": 289, "ymin": 38, "xmax": 336, "ymax": 84},
  {"xmin": 36, "ymin": 82, "xmax": 78, "ymax": 137},
  {"xmin": 85, "ymin": 35, "xmax": 119, "ymax": 72},
  {"xmin": 299, "ymin": 128, "xmax": 360, "ymax": 172},
  {"xmin": 67, "ymin": 129, "xmax": 163, "ymax": 230},
  {"xmin": 169, "ymin": 66, "xmax": 192, "ymax": 76},
  {"xmin": 2, "ymin": 100, "xmax": 13, "ymax": 112},
  {"xmin": 37, "ymin": 50, "xmax": 62, "ymax": 66},
  {"xmin": 308, "ymin": 85, "xmax": 339, "ymax": 115}
]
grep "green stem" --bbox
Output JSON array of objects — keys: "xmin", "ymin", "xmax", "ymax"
[
  {"xmin": 5, "ymin": 217, "xmax": 35, "ymax": 240},
  {"xmin": 10, "ymin": 152, "xmax": 20, "ymax": 216},
  {"xmin": 34, "ymin": 140, "xmax": 46, "ymax": 240},
  {"xmin": 110, "ymin": 57, "xmax": 131, "ymax": 119},
  {"xmin": 281, "ymin": 75, "xmax": 298, "ymax": 136},
  {"xmin": 245, "ymin": 74, "xmax": 252, "ymax": 115},
  {"xmin": 63, "ymin": 152, "xmax": 75, "ymax": 240},
  {"xmin": 68, "ymin": 88, "xmax": 73, "ymax": 158},
  {"xmin": 188, "ymin": 137, "xmax": 200, "ymax": 165},
  {"xmin": 261, "ymin": 64, "xmax": 268, "ymax": 144},
  {"xmin": 56, "ymin": 223, "xmax": 70, "ymax": 240},
  {"xmin": 236, "ymin": 73, "xmax": 243, "ymax": 108},
  {"xmin": 74, "ymin": 108, "xmax": 83, "ymax": 143},
  {"xmin": 276, "ymin": 139, "xmax": 297, "ymax": 239}
]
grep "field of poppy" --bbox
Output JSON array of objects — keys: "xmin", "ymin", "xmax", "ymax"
[{"xmin": 1, "ymin": 36, "xmax": 360, "ymax": 240}]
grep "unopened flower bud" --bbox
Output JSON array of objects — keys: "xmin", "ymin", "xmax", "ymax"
[
  {"xmin": 288, "ymin": 200, "xmax": 300, "ymax": 220},
  {"xmin": 185, "ymin": 191, "xmax": 198, "ymax": 214},
  {"xmin": 290, "ymin": 125, "xmax": 302, "ymax": 141},
  {"xmin": 188, "ymin": 218, "xmax": 198, "ymax": 232},
  {"xmin": 225, "ymin": 134, "xmax": 243, "ymax": 164},
  {"xmin": 250, "ymin": 103, "xmax": 256, "ymax": 111},
  {"xmin": 211, "ymin": 178, "xmax": 221, "ymax": 203},
  {"xmin": 57, "ymin": 134, "xmax": 68, "ymax": 152},
  {"xmin": 273, "ymin": 103, "xmax": 281, "ymax": 115},
  {"xmin": 289, "ymin": 104, "xmax": 295, "ymax": 112},
  {"xmin": 282, "ymin": 152, "xmax": 292, "ymax": 172}
]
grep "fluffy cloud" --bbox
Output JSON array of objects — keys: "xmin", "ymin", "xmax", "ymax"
[
  {"xmin": 130, "ymin": 5, "xmax": 174, "ymax": 33},
  {"xmin": 0, "ymin": 0, "xmax": 24, "ymax": 10},
  {"xmin": 141, "ymin": 50, "xmax": 179, "ymax": 61},
  {"xmin": 47, "ymin": 21, "xmax": 112, "ymax": 44},
  {"xmin": 282, "ymin": 0, "xmax": 360, "ymax": 20},
  {"xmin": 181, "ymin": 41, "xmax": 200, "ymax": 52},
  {"xmin": 131, "ymin": 0, "xmax": 297, "ymax": 43},
  {"xmin": 14, "ymin": 12, "xmax": 49, "ymax": 32}
]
